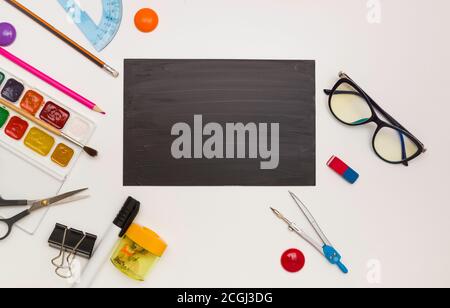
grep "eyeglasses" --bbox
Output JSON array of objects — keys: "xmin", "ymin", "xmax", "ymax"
[{"xmin": 324, "ymin": 72, "xmax": 426, "ymax": 166}]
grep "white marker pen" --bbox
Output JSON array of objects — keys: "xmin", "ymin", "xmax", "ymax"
[{"xmin": 73, "ymin": 197, "xmax": 140, "ymax": 288}]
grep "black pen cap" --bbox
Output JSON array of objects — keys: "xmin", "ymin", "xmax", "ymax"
[{"xmin": 114, "ymin": 197, "xmax": 141, "ymax": 237}]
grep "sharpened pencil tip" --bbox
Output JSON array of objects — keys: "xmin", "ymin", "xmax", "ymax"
[{"xmin": 93, "ymin": 106, "xmax": 106, "ymax": 115}]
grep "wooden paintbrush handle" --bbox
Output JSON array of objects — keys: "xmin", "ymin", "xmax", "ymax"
[
  {"xmin": 0, "ymin": 97, "xmax": 62, "ymax": 137},
  {"xmin": 0, "ymin": 96, "xmax": 97, "ymax": 157}
]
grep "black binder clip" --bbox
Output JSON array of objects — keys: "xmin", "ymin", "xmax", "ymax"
[{"xmin": 48, "ymin": 224, "xmax": 97, "ymax": 279}]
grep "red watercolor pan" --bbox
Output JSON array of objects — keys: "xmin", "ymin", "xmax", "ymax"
[
  {"xmin": 5, "ymin": 116, "xmax": 29, "ymax": 140},
  {"xmin": 39, "ymin": 101, "xmax": 70, "ymax": 129}
]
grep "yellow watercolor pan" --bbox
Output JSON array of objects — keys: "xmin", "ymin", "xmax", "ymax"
[
  {"xmin": 51, "ymin": 143, "xmax": 74, "ymax": 167},
  {"xmin": 24, "ymin": 127, "xmax": 55, "ymax": 156}
]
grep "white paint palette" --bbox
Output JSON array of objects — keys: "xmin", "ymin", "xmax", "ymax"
[{"xmin": 0, "ymin": 66, "xmax": 96, "ymax": 234}]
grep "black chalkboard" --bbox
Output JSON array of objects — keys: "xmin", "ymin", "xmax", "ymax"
[{"xmin": 124, "ymin": 59, "xmax": 315, "ymax": 186}]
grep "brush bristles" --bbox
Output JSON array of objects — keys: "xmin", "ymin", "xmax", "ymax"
[{"xmin": 83, "ymin": 146, "xmax": 98, "ymax": 157}]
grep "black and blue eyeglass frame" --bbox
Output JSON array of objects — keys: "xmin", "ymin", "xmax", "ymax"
[{"xmin": 324, "ymin": 72, "xmax": 426, "ymax": 166}]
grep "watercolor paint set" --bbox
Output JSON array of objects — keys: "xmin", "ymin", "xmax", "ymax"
[
  {"xmin": 0, "ymin": 66, "xmax": 95, "ymax": 234},
  {"xmin": 0, "ymin": 66, "xmax": 96, "ymax": 181}
]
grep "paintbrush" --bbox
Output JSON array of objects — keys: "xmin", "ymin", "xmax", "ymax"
[{"xmin": 0, "ymin": 97, "xmax": 98, "ymax": 157}]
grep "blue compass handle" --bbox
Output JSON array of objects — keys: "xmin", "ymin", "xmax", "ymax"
[
  {"xmin": 323, "ymin": 245, "xmax": 349, "ymax": 274},
  {"xmin": 337, "ymin": 261, "xmax": 349, "ymax": 274}
]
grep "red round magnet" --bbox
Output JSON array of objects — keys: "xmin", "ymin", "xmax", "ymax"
[{"xmin": 281, "ymin": 249, "xmax": 305, "ymax": 273}]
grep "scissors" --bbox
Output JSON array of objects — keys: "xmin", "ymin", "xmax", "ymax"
[
  {"xmin": 270, "ymin": 191, "xmax": 349, "ymax": 274},
  {"xmin": 0, "ymin": 188, "xmax": 88, "ymax": 241}
]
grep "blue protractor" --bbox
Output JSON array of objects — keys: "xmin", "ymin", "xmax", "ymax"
[{"xmin": 57, "ymin": 0, "xmax": 122, "ymax": 52}]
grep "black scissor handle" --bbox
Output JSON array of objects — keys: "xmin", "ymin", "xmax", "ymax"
[
  {"xmin": 0, "ymin": 210, "xmax": 30, "ymax": 241},
  {"xmin": 0, "ymin": 196, "xmax": 28, "ymax": 207}
]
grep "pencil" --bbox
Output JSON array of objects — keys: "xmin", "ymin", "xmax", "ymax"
[
  {"xmin": 4, "ymin": 0, "xmax": 119, "ymax": 78},
  {"xmin": 0, "ymin": 47, "xmax": 105, "ymax": 114},
  {"xmin": 0, "ymin": 97, "xmax": 98, "ymax": 157}
]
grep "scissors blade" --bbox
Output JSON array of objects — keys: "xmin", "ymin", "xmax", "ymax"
[
  {"xmin": 31, "ymin": 188, "xmax": 88, "ymax": 210},
  {"xmin": 289, "ymin": 191, "xmax": 332, "ymax": 247},
  {"xmin": 46, "ymin": 188, "xmax": 89, "ymax": 206}
]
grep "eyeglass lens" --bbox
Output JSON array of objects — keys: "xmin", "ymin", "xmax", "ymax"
[
  {"xmin": 330, "ymin": 82, "xmax": 373, "ymax": 125},
  {"xmin": 374, "ymin": 127, "xmax": 419, "ymax": 163}
]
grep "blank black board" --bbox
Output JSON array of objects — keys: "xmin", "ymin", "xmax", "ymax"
[{"xmin": 124, "ymin": 59, "xmax": 315, "ymax": 186}]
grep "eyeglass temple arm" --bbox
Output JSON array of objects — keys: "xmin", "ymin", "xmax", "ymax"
[{"xmin": 324, "ymin": 89, "xmax": 425, "ymax": 149}]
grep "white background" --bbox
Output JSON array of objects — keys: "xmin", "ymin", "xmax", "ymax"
[{"xmin": 0, "ymin": 0, "xmax": 449, "ymax": 288}]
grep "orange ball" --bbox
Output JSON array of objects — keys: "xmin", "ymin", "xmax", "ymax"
[{"xmin": 134, "ymin": 8, "xmax": 159, "ymax": 33}]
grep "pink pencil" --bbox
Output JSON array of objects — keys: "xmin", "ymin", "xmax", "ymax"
[{"xmin": 0, "ymin": 46, "xmax": 105, "ymax": 114}]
